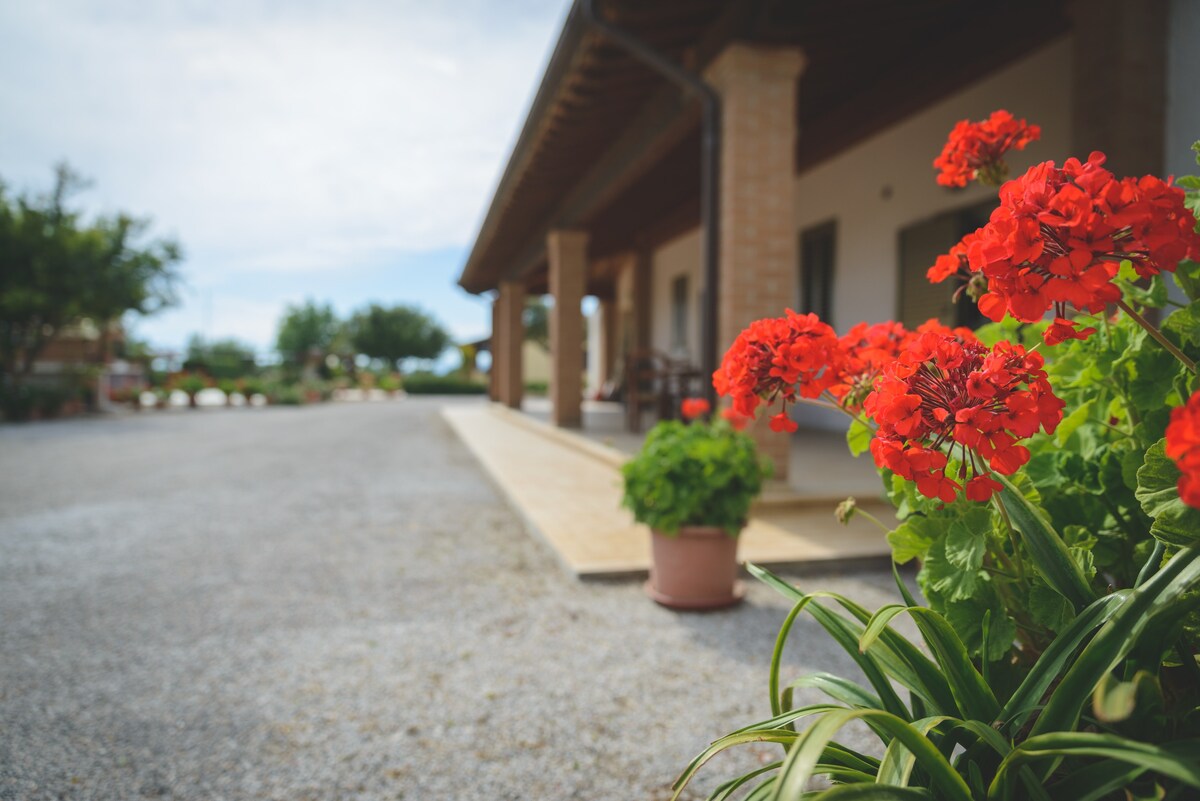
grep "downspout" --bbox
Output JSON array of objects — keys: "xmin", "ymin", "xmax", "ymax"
[{"xmin": 580, "ymin": 0, "xmax": 721, "ymax": 408}]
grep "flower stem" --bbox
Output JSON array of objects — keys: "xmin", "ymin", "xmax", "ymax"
[
  {"xmin": 1117, "ymin": 298, "xmax": 1197, "ymax": 373},
  {"xmin": 993, "ymin": 496, "xmax": 1028, "ymax": 584}
]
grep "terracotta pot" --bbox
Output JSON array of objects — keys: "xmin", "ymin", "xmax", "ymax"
[{"xmin": 645, "ymin": 526, "xmax": 744, "ymax": 610}]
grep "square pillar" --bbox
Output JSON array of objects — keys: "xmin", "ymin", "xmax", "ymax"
[
  {"xmin": 547, "ymin": 229, "xmax": 588, "ymax": 428},
  {"xmin": 489, "ymin": 296, "xmax": 501, "ymax": 401},
  {"xmin": 632, "ymin": 249, "xmax": 652, "ymax": 353},
  {"xmin": 600, "ymin": 298, "xmax": 618, "ymax": 388},
  {"xmin": 1068, "ymin": 0, "xmax": 1166, "ymax": 176},
  {"xmin": 497, "ymin": 280, "xmax": 525, "ymax": 409},
  {"xmin": 707, "ymin": 43, "xmax": 805, "ymax": 479}
]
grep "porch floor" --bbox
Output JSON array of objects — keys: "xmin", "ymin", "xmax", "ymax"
[{"xmin": 443, "ymin": 401, "xmax": 894, "ymax": 578}]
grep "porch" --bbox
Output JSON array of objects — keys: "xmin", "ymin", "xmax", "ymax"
[{"xmin": 443, "ymin": 399, "xmax": 894, "ymax": 578}]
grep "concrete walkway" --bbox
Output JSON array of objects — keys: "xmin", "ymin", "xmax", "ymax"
[{"xmin": 443, "ymin": 403, "xmax": 894, "ymax": 577}]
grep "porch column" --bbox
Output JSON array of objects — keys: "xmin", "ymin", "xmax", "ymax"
[
  {"xmin": 706, "ymin": 42, "xmax": 805, "ymax": 479},
  {"xmin": 1068, "ymin": 0, "xmax": 1166, "ymax": 177},
  {"xmin": 632, "ymin": 249, "xmax": 652, "ymax": 353},
  {"xmin": 547, "ymin": 229, "xmax": 588, "ymax": 428},
  {"xmin": 497, "ymin": 280, "xmax": 525, "ymax": 409},
  {"xmin": 489, "ymin": 296, "xmax": 501, "ymax": 401},
  {"xmin": 599, "ymin": 298, "xmax": 618, "ymax": 388}
]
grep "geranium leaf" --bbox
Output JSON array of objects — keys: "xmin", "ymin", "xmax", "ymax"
[
  {"xmin": 1136, "ymin": 439, "xmax": 1200, "ymax": 546},
  {"xmin": 1054, "ymin": 399, "xmax": 1094, "ymax": 446},
  {"xmin": 846, "ymin": 418, "xmax": 873, "ymax": 457}
]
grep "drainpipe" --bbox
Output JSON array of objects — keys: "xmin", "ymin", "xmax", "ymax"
[{"xmin": 580, "ymin": 0, "xmax": 721, "ymax": 408}]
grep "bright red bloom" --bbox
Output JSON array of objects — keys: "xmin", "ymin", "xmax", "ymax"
[
  {"xmin": 830, "ymin": 319, "xmax": 976, "ymax": 412},
  {"xmin": 932, "ymin": 152, "xmax": 1200, "ymax": 344},
  {"xmin": 713, "ymin": 310, "xmax": 843, "ymax": 422},
  {"xmin": 720, "ymin": 407, "xmax": 752, "ymax": 431},
  {"xmin": 680, "ymin": 397, "xmax": 710, "ymax": 420},
  {"xmin": 1165, "ymin": 390, "xmax": 1200, "ymax": 509},
  {"xmin": 863, "ymin": 332, "xmax": 1064, "ymax": 502},
  {"xmin": 933, "ymin": 110, "xmax": 1041, "ymax": 188}
]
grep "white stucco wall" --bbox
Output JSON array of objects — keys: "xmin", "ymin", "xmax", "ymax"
[
  {"xmin": 794, "ymin": 36, "xmax": 1074, "ymax": 333},
  {"xmin": 650, "ymin": 228, "xmax": 704, "ymax": 364}
]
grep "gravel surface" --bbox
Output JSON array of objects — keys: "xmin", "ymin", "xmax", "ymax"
[{"xmin": 0, "ymin": 398, "xmax": 907, "ymax": 800}]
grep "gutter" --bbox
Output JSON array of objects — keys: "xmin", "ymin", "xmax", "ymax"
[{"xmin": 580, "ymin": 0, "xmax": 722, "ymax": 407}]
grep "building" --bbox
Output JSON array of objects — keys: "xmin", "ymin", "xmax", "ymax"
[{"xmin": 457, "ymin": 0, "xmax": 1198, "ymax": 479}]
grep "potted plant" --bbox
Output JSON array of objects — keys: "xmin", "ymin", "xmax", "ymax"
[{"xmin": 621, "ymin": 399, "xmax": 771, "ymax": 610}]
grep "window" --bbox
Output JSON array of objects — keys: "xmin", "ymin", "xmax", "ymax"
[
  {"xmin": 799, "ymin": 221, "xmax": 836, "ymax": 324},
  {"xmin": 670, "ymin": 275, "xmax": 689, "ymax": 353},
  {"xmin": 897, "ymin": 201, "xmax": 991, "ymax": 329}
]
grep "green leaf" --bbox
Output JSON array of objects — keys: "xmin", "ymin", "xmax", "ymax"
[
  {"xmin": 908, "ymin": 608, "xmax": 1000, "ymax": 722},
  {"xmin": 1174, "ymin": 259, "xmax": 1200, "ymax": 302},
  {"xmin": 1032, "ymin": 547, "xmax": 1200, "ymax": 736},
  {"xmin": 1162, "ymin": 300, "xmax": 1200, "ymax": 351},
  {"xmin": 944, "ymin": 516, "xmax": 987, "ymax": 572},
  {"xmin": 775, "ymin": 709, "xmax": 972, "ymax": 801},
  {"xmin": 1027, "ymin": 584, "xmax": 1074, "ymax": 633},
  {"xmin": 1091, "ymin": 670, "xmax": 1158, "ymax": 723},
  {"xmin": 992, "ymin": 733, "xmax": 1200, "ymax": 794},
  {"xmin": 1136, "ymin": 439, "xmax": 1200, "ymax": 546},
  {"xmin": 846, "ymin": 418, "xmax": 873, "ymax": 457},
  {"xmin": 808, "ymin": 786, "xmax": 933, "ymax": 800},
  {"xmin": 999, "ymin": 590, "xmax": 1129, "ymax": 734},
  {"xmin": 996, "ymin": 475, "xmax": 1096, "ymax": 611},
  {"xmin": 1055, "ymin": 399, "xmax": 1094, "ymax": 446},
  {"xmin": 887, "ymin": 517, "xmax": 937, "ymax": 564}
]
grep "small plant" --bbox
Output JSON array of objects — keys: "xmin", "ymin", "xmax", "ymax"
[{"xmin": 621, "ymin": 401, "xmax": 771, "ymax": 536}]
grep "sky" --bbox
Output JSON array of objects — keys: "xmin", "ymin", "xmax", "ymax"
[{"xmin": 0, "ymin": 0, "xmax": 572, "ymax": 357}]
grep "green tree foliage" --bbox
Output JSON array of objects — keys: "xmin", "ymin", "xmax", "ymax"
[
  {"xmin": 523, "ymin": 297, "xmax": 549, "ymax": 347},
  {"xmin": 183, "ymin": 335, "xmax": 258, "ymax": 380},
  {"xmin": 274, "ymin": 299, "xmax": 340, "ymax": 364},
  {"xmin": 347, "ymin": 303, "xmax": 449, "ymax": 370},
  {"xmin": 0, "ymin": 164, "xmax": 181, "ymax": 382}
]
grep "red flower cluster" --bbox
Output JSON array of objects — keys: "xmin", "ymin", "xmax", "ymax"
[
  {"xmin": 933, "ymin": 110, "xmax": 1040, "ymax": 188},
  {"xmin": 831, "ymin": 319, "xmax": 976, "ymax": 412},
  {"xmin": 932, "ymin": 152, "xmax": 1200, "ymax": 344},
  {"xmin": 680, "ymin": 397, "xmax": 710, "ymax": 421},
  {"xmin": 1166, "ymin": 389, "xmax": 1200, "ymax": 509},
  {"xmin": 864, "ymin": 332, "xmax": 1064, "ymax": 502},
  {"xmin": 720, "ymin": 407, "xmax": 752, "ymax": 431},
  {"xmin": 713, "ymin": 310, "xmax": 842, "ymax": 434}
]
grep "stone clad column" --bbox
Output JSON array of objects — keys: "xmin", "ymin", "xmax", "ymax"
[
  {"xmin": 497, "ymin": 280, "xmax": 525, "ymax": 409},
  {"xmin": 706, "ymin": 42, "xmax": 805, "ymax": 480},
  {"xmin": 547, "ymin": 229, "xmax": 589, "ymax": 428}
]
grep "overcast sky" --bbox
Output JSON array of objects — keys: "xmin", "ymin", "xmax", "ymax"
[{"xmin": 0, "ymin": 0, "xmax": 571, "ymax": 356}]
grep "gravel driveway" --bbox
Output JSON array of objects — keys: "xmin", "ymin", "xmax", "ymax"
[{"xmin": 0, "ymin": 398, "xmax": 903, "ymax": 800}]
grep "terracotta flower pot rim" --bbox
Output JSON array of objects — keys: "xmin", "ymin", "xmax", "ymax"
[{"xmin": 653, "ymin": 524, "xmax": 743, "ymax": 539}]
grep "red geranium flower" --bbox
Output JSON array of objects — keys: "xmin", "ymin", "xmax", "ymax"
[
  {"xmin": 831, "ymin": 319, "xmax": 976, "ymax": 413},
  {"xmin": 933, "ymin": 110, "xmax": 1041, "ymax": 188},
  {"xmin": 932, "ymin": 152, "xmax": 1200, "ymax": 344},
  {"xmin": 1165, "ymin": 389, "xmax": 1200, "ymax": 509},
  {"xmin": 680, "ymin": 397, "xmax": 710, "ymax": 420},
  {"xmin": 720, "ymin": 407, "xmax": 752, "ymax": 431},
  {"xmin": 863, "ymin": 332, "xmax": 1064, "ymax": 502},
  {"xmin": 713, "ymin": 310, "xmax": 843, "ymax": 422}
]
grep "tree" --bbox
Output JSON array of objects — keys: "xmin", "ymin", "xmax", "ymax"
[
  {"xmin": 275, "ymin": 299, "xmax": 340, "ymax": 364},
  {"xmin": 0, "ymin": 164, "xmax": 180, "ymax": 383},
  {"xmin": 183, "ymin": 335, "xmax": 258, "ymax": 380},
  {"xmin": 348, "ymin": 303, "xmax": 449, "ymax": 371},
  {"xmin": 523, "ymin": 297, "xmax": 549, "ymax": 347}
]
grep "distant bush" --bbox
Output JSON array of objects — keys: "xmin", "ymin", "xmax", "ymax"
[
  {"xmin": 524, "ymin": 380, "xmax": 548, "ymax": 395},
  {"xmin": 401, "ymin": 375, "xmax": 487, "ymax": 395}
]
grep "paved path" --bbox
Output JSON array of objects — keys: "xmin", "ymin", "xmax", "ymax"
[{"xmin": 0, "ymin": 399, "xmax": 903, "ymax": 800}]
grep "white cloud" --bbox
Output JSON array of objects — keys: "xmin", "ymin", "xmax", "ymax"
[{"xmin": 0, "ymin": 0, "xmax": 568, "ymax": 333}]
